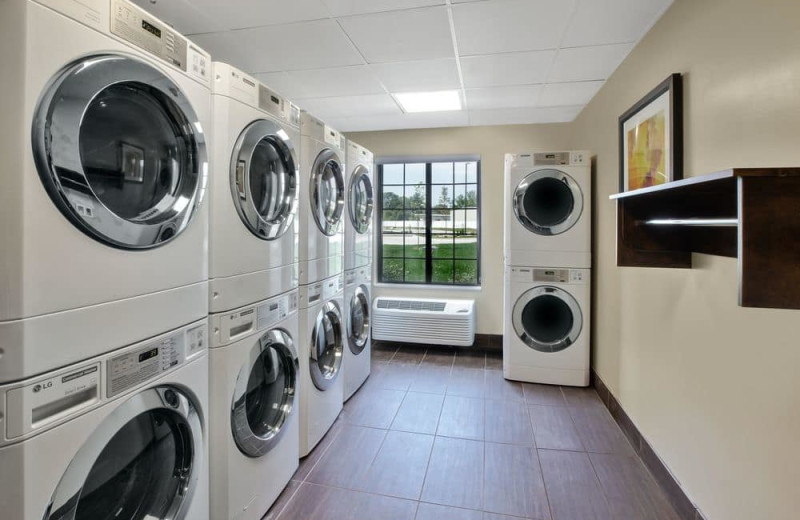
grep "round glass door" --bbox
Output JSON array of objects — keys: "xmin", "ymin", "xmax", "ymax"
[
  {"xmin": 231, "ymin": 330, "xmax": 298, "ymax": 457},
  {"xmin": 309, "ymin": 301, "xmax": 344, "ymax": 390},
  {"xmin": 348, "ymin": 166, "xmax": 373, "ymax": 234},
  {"xmin": 32, "ymin": 54, "xmax": 207, "ymax": 249},
  {"xmin": 348, "ymin": 285, "xmax": 371, "ymax": 355},
  {"xmin": 230, "ymin": 120, "xmax": 298, "ymax": 240},
  {"xmin": 45, "ymin": 386, "xmax": 202, "ymax": 520},
  {"xmin": 310, "ymin": 149, "xmax": 345, "ymax": 236},
  {"xmin": 513, "ymin": 169, "xmax": 583, "ymax": 236},
  {"xmin": 512, "ymin": 286, "xmax": 583, "ymax": 353}
]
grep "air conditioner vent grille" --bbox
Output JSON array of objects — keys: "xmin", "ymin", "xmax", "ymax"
[{"xmin": 376, "ymin": 299, "xmax": 446, "ymax": 312}]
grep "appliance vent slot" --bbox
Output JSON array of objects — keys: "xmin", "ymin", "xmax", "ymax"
[{"xmin": 376, "ymin": 299, "xmax": 446, "ymax": 312}]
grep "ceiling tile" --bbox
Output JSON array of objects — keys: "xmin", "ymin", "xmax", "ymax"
[
  {"xmin": 186, "ymin": 0, "xmax": 330, "ymax": 32},
  {"xmin": 131, "ymin": 0, "xmax": 217, "ymax": 34},
  {"xmin": 339, "ymin": 6, "xmax": 454, "ymax": 63},
  {"xmin": 562, "ymin": 0, "xmax": 673, "ymax": 47},
  {"xmin": 460, "ymin": 50, "xmax": 555, "ymax": 88},
  {"xmin": 547, "ymin": 43, "xmax": 634, "ymax": 82},
  {"xmin": 288, "ymin": 65, "xmax": 385, "ymax": 98},
  {"xmin": 337, "ymin": 111, "xmax": 470, "ymax": 131},
  {"xmin": 370, "ymin": 59, "xmax": 460, "ymax": 92},
  {"xmin": 538, "ymin": 80, "xmax": 605, "ymax": 106},
  {"xmin": 193, "ymin": 20, "xmax": 363, "ymax": 73},
  {"xmin": 321, "ymin": 0, "xmax": 444, "ymax": 16},
  {"xmin": 468, "ymin": 105, "xmax": 583, "ymax": 126},
  {"xmin": 453, "ymin": 0, "xmax": 576, "ymax": 55},
  {"xmin": 465, "ymin": 85, "xmax": 542, "ymax": 110},
  {"xmin": 297, "ymin": 94, "xmax": 402, "ymax": 119}
]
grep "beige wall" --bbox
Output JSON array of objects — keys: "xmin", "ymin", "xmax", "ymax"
[
  {"xmin": 348, "ymin": 124, "xmax": 573, "ymax": 335},
  {"xmin": 570, "ymin": 0, "xmax": 800, "ymax": 519},
  {"xmin": 351, "ymin": 0, "xmax": 800, "ymax": 517}
]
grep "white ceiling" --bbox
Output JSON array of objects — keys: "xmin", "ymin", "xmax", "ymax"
[{"xmin": 133, "ymin": 0, "xmax": 673, "ymax": 132}]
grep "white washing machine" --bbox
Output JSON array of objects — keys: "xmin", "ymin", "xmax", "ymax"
[
  {"xmin": 503, "ymin": 266, "xmax": 590, "ymax": 387},
  {"xmin": 299, "ymin": 112, "xmax": 346, "ymax": 286},
  {"xmin": 344, "ymin": 140, "xmax": 374, "ymax": 272},
  {"xmin": 343, "ymin": 265, "xmax": 372, "ymax": 402},
  {"xmin": 298, "ymin": 273, "xmax": 345, "ymax": 456},
  {"xmin": 0, "ymin": 0, "xmax": 211, "ymax": 382},
  {"xmin": 0, "ymin": 319, "xmax": 209, "ymax": 520},
  {"xmin": 504, "ymin": 151, "xmax": 591, "ymax": 268},
  {"xmin": 208, "ymin": 289, "xmax": 300, "ymax": 520},
  {"xmin": 209, "ymin": 62, "xmax": 301, "ymax": 313}
]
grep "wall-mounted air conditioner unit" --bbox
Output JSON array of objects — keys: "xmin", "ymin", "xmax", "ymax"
[{"xmin": 372, "ymin": 297, "xmax": 476, "ymax": 347}]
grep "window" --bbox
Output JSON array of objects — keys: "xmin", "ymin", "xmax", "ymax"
[{"xmin": 377, "ymin": 158, "xmax": 480, "ymax": 286}]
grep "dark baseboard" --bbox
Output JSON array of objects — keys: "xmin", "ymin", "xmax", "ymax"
[
  {"xmin": 592, "ymin": 371, "xmax": 706, "ymax": 520},
  {"xmin": 372, "ymin": 334, "xmax": 502, "ymax": 352}
]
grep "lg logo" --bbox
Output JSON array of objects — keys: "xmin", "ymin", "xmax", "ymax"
[{"xmin": 32, "ymin": 381, "xmax": 53, "ymax": 393}]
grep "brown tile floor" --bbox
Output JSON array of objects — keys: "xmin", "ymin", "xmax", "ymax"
[{"xmin": 264, "ymin": 345, "xmax": 682, "ymax": 520}]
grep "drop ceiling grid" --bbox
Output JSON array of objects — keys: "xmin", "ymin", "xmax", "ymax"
[{"xmin": 132, "ymin": 0, "xmax": 674, "ymax": 131}]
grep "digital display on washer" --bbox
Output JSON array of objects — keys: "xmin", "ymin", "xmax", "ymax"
[
  {"xmin": 138, "ymin": 348, "xmax": 159, "ymax": 363},
  {"xmin": 142, "ymin": 20, "xmax": 162, "ymax": 38}
]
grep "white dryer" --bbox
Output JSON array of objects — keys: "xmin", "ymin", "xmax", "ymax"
[
  {"xmin": 343, "ymin": 265, "xmax": 372, "ymax": 401},
  {"xmin": 344, "ymin": 140, "xmax": 374, "ymax": 271},
  {"xmin": 208, "ymin": 289, "xmax": 300, "ymax": 520},
  {"xmin": 0, "ymin": 319, "xmax": 209, "ymax": 519},
  {"xmin": 503, "ymin": 266, "xmax": 590, "ymax": 387},
  {"xmin": 504, "ymin": 151, "xmax": 591, "ymax": 268},
  {"xmin": 299, "ymin": 112, "xmax": 346, "ymax": 286},
  {"xmin": 0, "ymin": 0, "xmax": 211, "ymax": 382},
  {"xmin": 209, "ymin": 62, "xmax": 301, "ymax": 312},
  {"xmin": 298, "ymin": 273, "xmax": 345, "ymax": 456}
]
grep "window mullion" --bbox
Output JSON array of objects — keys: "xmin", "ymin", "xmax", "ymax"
[{"xmin": 425, "ymin": 162, "xmax": 433, "ymax": 284}]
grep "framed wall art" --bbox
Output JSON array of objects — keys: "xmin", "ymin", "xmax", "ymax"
[{"xmin": 619, "ymin": 73, "xmax": 683, "ymax": 192}]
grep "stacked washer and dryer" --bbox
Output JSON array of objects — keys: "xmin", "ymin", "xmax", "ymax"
[
  {"xmin": 342, "ymin": 141, "xmax": 375, "ymax": 401},
  {"xmin": 0, "ymin": 0, "xmax": 211, "ymax": 518},
  {"xmin": 207, "ymin": 62, "xmax": 302, "ymax": 520},
  {"xmin": 503, "ymin": 151, "xmax": 592, "ymax": 387},
  {"xmin": 297, "ymin": 112, "xmax": 348, "ymax": 456}
]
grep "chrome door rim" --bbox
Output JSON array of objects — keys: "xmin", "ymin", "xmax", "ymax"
[
  {"xmin": 512, "ymin": 286, "xmax": 583, "ymax": 353},
  {"xmin": 347, "ymin": 285, "xmax": 371, "ymax": 354},
  {"xmin": 348, "ymin": 165, "xmax": 373, "ymax": 234},
  {"xmin": 310, "ymin": 149, "xmax": 345, "ymax": 236},
  {"xmin": 230, "ymin": 329, "xmax": 299, "ymax": 458},
  {"xmin": 44, "ymin": 386, "xmax": 203, "ymax": 520},
  {"xmin": 230, "ymin": 119, "xmax": 298, "ymax": 240},
  {"xmin": 513, "ymin": 169, "xmax": 583, "ymax": 236},
  {"xmin": 32, "ymin": 53, "xmax": 207, "ymax": 250},
  {"xmin": 309, "ymin": 301, "xmax": 344, "ymax": 390}
]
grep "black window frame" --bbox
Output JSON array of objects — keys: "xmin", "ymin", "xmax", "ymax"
[{"xmin": 376, "ymin": 157, "xmax": 481, "ymax": 286}]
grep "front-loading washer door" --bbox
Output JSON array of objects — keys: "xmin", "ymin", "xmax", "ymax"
[
  {"xmin": 348, "ymin": 165, "xmax": 373, "ymax": 234},
  {"xmin": 310, "ymin": 149, "xmax": 345, "ymax": 236},
  {"xmin": 44, "ymin": 386, "xmax": 203, "ymax": 520},
  {"xmin": 32, "ymin": 54, "xmax": 207, "ymax": 250},
  {"xmin": 512, "ymin": 286, "xmax": 583, "ymax": 353},
  {"xmin": 230, "ymin": 120, "xmax": 299, "ymax": 240},
  {"xmin": 309, "ymin": 301, "xmax": 344, "ymax": 390},
  {"xmin": 513, "ymin": 169, "xmax": 583, "ymax": 236},
  {"xmin": 348, "ymin": 285, "xmax": 371, "ymax": 355},
  {"xmin": 231, "ymin": 329, "xmax": 298, "ymax": 458}
]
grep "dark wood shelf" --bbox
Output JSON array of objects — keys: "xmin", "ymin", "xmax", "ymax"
[{"xmin": 610, "ymin": 168, "xmax": 800, "ymax": 309}]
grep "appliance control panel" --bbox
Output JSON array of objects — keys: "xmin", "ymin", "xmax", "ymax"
[
  {"xmin": 345, "ymin": 270, "xmax": 357, "ymax": 287},
  {"xmin": 258, "ymin": 84, "xmax": 299, "ymax": 125},
  {"xmin": 257, "ymin": 291, "xmax": 299, "ymax": 330},
  {"xmin": 533, "ymin": 268, "xmax": 570, "ymax": 283},
  {"xmin": 111, "ymin": 0, "xmax": 209, "ymax": 82},
  {"xmin": 323, "ymin": 274, "xmax": 344, "ymax": 299},
  {"xmin": 107, "ymin": 324, "xmax": 205, "ymax": 398},
  {"xmin": 324, "ymin": 125, "xmax": 343, "ymax": 149}
]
